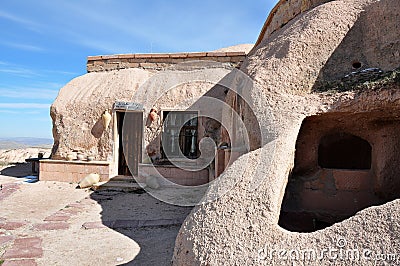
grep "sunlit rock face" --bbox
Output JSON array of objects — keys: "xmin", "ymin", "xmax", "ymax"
[
  {"xmin": 173, "ymin": 0, "xmax": 400, "ymax": 265},
  {"xmin": 50, "ymin": 68, "xmax": 153, "ymax": 161},
  {"xmin": 50, "ymin": 62, "xmax": 235, "ymax": 161}
]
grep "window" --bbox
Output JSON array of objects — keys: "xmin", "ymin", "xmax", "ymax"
[
  {"xmin": 161, "ymin": 111, "xmax": 198, "ymax": 159},
  {"xmin": 318, "ymin": 132, "xmax": 372, "ymax": 169}
]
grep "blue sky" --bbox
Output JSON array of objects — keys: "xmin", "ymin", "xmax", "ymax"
[{"xmin": 0, "ymin": 0, "xmax": 277, "ymax": 139}]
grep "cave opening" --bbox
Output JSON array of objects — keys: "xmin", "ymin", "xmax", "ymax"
[
  {"xmin": 279, "ymin": 112, "xmax": 400, "ymax": 233},
  {"xmin": 352, "ymin": 61, "xmax": 362, "ymax": 69},
  {"xmin": 318, "ymin": 133, "xmax": 372, "ymax": 170}
]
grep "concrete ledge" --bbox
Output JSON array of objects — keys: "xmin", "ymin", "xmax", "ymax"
[
  {"xmin": 87, "ymin": 51, "xmax": 247, "ymax": 72},
  {"xmin": 87, "ymin": 51, "xmax": 246, "ymax": 61},
  {"xmin": 40, "ymin": 159, "xmax": 110, "ymax": 165}
]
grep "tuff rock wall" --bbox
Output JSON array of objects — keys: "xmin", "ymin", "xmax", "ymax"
[
  {"xmin": 50, "ymin": 63, "xmax": 234, "ymax": 162},
  {"xmin": 173, "ymin": 0, "xmax": 400, "ymax": 265}
]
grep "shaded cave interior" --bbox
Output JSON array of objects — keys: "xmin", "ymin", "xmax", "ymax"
[{"xmin": 279, "ymin": 111, "xmax": 400, "ymax": 232}]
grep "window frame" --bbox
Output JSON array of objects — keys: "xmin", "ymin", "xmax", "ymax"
[{"xmin": 161, "ymin": 110, "xmax": 199, "ymax": 160}]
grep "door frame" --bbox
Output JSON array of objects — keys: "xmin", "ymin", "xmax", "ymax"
[{"xmin": 115, "ymin": 110, "xmax": 144, "ymax": 176}]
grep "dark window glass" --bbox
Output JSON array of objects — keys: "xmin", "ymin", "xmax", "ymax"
[{"xmin": 162, "ymin": 111, "xmax": 198, "ymax": 159}]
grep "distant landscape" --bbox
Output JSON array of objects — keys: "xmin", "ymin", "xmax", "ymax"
[{"xmin": 0, "ymin": 137, "xmax": 53, "ymax": 149}]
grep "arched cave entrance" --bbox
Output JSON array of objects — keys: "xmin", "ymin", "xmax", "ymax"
[
  {"xmin": 279, "ymin": 112, "xmax": 400, "ymax": 232},
  {"xmin": 318, "ymin": 133, "xmax": 372, "ymax": 170}
]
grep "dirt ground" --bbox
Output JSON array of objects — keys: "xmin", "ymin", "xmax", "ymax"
[{"xmin": 0, "ymin": 163, "xmax": 192, "ymax": 266}]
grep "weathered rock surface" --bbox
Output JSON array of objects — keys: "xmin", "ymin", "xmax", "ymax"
[
  {"xmin": 214, "ymin": 44, "xmax": 254, "ymax": 54},
  {"xmin": 51, "ymin": 68, "xmax": 153, "ymax": 160},
  {"xmin": 0, "ymin": 148, "xmax": 51, "ymax": 164},
  {"xmin": 51, "ymin": 63, "xmax": 234, "ymax": 162},
  {"xmin": 173, "ymin": 0, "xmax": 400, "ymax": 265},
  {"xmin": 254, "ymin": 0, "xmax": 333, "ymax": 48}
]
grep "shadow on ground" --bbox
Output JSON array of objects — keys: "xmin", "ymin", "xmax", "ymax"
[
  {"xmin": 90, "ymin": 188, "xmax": 193, "ymax": 265},
  {"xmin": 0, "ymin": 163, "xmax": 33, "ymax": 178}
]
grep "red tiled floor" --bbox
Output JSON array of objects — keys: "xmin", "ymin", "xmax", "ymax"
[
  {"xmin": 0, "ymin": 221, "xmax": 27, "ymax": 230},
  {"xmin": 9, "ymin": 237, "xmax": 41, "ymax": 248},
  {"xmin": 44, "ymin": 213, "xmax": 71, "ymax": 222},
  {"xmin": 0, "ymin": 184, "xmax": 20, "ymax": 202},
  {"xmin": 33, "ymin": 222, "xmax": 69, "ymax": 231},
  {"xmin": 0, "ymin": 235, "xmax": 14, "ymax": 246},
  {"xmin": 2, "ymin": 259, "xmax": 37, "ymax": 266},
  {"xmin": 2, "ymin": 237, "xmax": 42, "ymax": 259}
]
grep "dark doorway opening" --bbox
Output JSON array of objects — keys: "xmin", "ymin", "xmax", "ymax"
[
  {"xmin": 318, "ymin": 133, "xmax": 372, "ymax": 169},
  {"xmin": 118, "ymin": 111, "xmax": 143, "ymax": 176}
]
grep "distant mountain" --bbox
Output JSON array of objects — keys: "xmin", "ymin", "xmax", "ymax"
[{"xmin": 0, "ymin": 137, "xmax": 53, "ymax": 149}]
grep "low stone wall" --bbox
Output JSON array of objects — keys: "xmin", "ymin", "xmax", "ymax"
[
  {"xmin": 39, "ymin": 160, "xmax": 112, "ymax": 183},
  {"xmin": 138, "ymin": 164, "xmax": 209, "ymax": 187},
  {"xmin": 87, "ymin": 52, "xmax": 246, "ymax": 73}
]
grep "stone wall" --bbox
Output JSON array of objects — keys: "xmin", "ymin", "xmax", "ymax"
[{"xmin": 87, "ymin": 52, "xmax": 246, "ymax": 73}]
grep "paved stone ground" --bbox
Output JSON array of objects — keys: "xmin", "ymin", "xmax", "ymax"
[
  {"xmin": 0, "ymin": 180, "xmax": 80, "ymax": 265},
  {"xmin": 0, "ymin": 165, "xmax": 192, "ymax": 266}
]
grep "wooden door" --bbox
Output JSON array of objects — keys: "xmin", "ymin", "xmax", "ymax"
[{"xmin": 118, "ymin": 111, "xmax": 143, "ymax": 176}]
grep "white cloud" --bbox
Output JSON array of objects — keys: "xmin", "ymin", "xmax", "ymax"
[
  {"xmin": 0, "ymin": 110, "xmax": 42, "ymax": 114},
  {"xmin": 41, "ymin": 1, "xmax": 181, "ymax": 53},
  {"xmin": 0, "ymin": 9, "xmax": 43, "ymax": 32},
  {"xmin": 0, "ymin": 1, "xmax": 268, "ymax": 54},
  {"xmin": 0, "ymin": 61, "xmax": 39, "ymax": 78},
  {"xmin": 0, "ymin": 110, "xmax": 20, "ymax": 114},
  {"xmin": 43, "ymin": 69, "xmax": 79, "ymax": 76},
  {"xmin": 66, "ymin": 31, "xmax": 133, "ymax": 54},
  {"xmin": 0, "ymin": 88, "xmax": 58, "ymax": 100},
  {"xmin": 0, "ymin": 61, "xmax": 78, "ymax": 79},
  {"xmin": 0, "ymin": 67, "xmax": 38, "ymax": 77},
  {"xmin": 0, "ymin": 41, "xmax": 44, "ymax": 52},
  {"xmin": 0, "ymin": 103, "xmax": 50, "ymax": 109}
]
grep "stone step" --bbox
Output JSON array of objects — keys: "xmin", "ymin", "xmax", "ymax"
[
  {"xmin": 109, "ymin": 175, "xmax": 137, "ymax": 182},
  {"xmin": 91, "ymin": 181, "xmax": 145, "ymax": 192}
]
